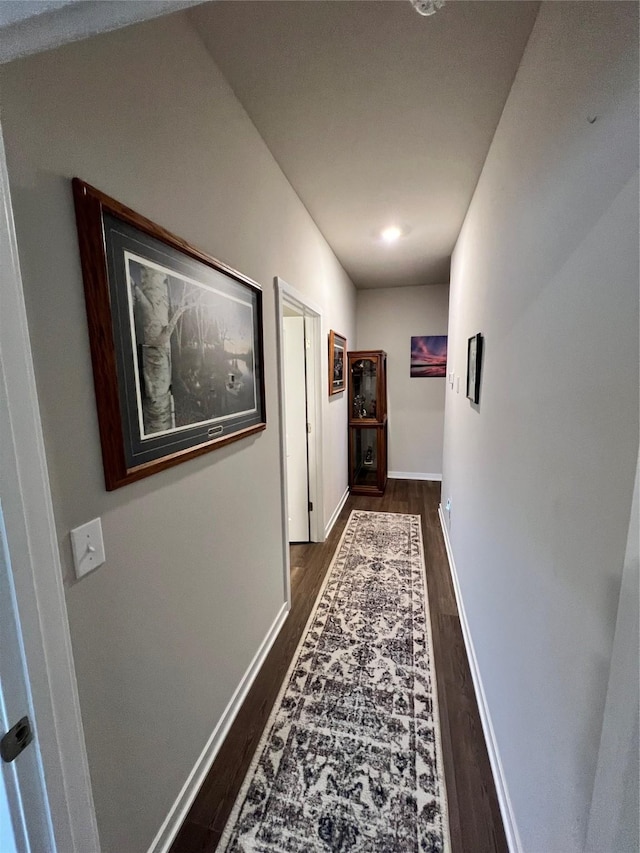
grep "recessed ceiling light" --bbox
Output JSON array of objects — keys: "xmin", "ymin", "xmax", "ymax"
[{"xmin": 381, "ymin": 226, "xmax": 403, "ymax": 244}]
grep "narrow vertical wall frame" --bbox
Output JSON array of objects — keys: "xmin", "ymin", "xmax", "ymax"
[
  {"xmin": 466, "ymin": 332, "xmax": 483, "ymax": 404},
  {"xmin": 328, "ymin": 330, "xmax": 347, "ymax": 395}
]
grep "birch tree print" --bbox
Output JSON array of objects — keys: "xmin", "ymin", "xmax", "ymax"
[{"xmin": 128, "ymin": 258, "xmax": 256, "ymax": 437}]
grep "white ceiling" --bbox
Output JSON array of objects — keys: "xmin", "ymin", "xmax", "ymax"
[{"xmin": 192, "ymin": 0, "xmax": 539, "ymax": 289}]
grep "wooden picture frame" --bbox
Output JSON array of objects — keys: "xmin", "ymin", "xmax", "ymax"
[
  {"xmin": 328, "ymin": 330, "xmax": 347, "ymax": 395},
  {"xmin": 72, "ymin": 179, "xmax": 266, "ymax": 491},
  {"xmin": 466, "ymin": 332, "xmax": 483, "ymax": 404}
]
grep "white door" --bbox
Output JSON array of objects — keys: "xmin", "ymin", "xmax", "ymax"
[
  {"xmin": 0, "ymin": 119, "xmax": 99, "ymax": 852},
  {"xmin": 0, "ymin": 499, "xmax": 54, "ymax": 853},
  {"xmin": 0, "ymin": 771, "xmax": 19, "ymax": 853},
  {"xmin": 283, "ymin": 314, "xmax": 310, "ymax": 542}
]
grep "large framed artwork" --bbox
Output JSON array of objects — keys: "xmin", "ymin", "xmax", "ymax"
[
  {"xmin": 466, "ymin": 332, "xmax": 483, "ymax": 403},
  {"xmin": 72, "ymin": 179, "xmax": 266, "ymax": 490},
  {"xmin": 329, "ymin": 330, "xmax": 347, "ymax": 395},
  {"xmin": 410, "ymin": 335, "xmax": 447, "ymax": 377}
]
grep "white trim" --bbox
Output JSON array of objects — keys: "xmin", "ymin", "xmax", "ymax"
[
  {"xmin": 275, "ymin": 279, "xmax": 323, "ymax": 319},
  {"xmin": 0, "ymin": 119, "xmax": 99, "ymax": 851},
  {"xmin": 324, "ymin": 487, "xmax": 349, "ymax": 539},
  {"xmin": 303, "ymin": 307, "xmax": 325, "ymax": 543},
  {"xmin": 148, "ymin": 601, "xmax": 289, "ymax": 853},
  {"xmin": 274, "ymin": 277, "xmax": 325, "ymax": 552},
  {"xmin": 389, "ymin": 471, "xmax": 442, "ymax": 482},
  {"xmin": 438, "ymin": 505, "xmax": 523, "ymax": 853},
  {"xmin": 274, "ymin": 281, "xmax": 293, "ymax": 607},
  {"xmin": 282, "ymin": 314, "xmax": 309, "ymax": 543}
]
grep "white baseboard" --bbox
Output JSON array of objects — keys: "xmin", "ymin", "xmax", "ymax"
[
  {"xmin": 148, "ymin": 601, "xmax": 290, "ymax": 853},
  {"xmin": 325, "ymin": 486, "xmax": 349, "ymax": 538},
  {"xmin": 389, "ymin": 471, "xmax": 442, "ymax": 482},
  {"xmin": 437, "ymin": 506, "xmax": 523, "ymax": 853}
]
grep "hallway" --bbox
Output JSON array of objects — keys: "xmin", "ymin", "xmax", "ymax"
[
  {"xmin": 171, "ymin": 480, "xmax": 506, "ymax": 852},
  {"xmin": 0, "ymin": 4, "xmax": 636, "ymax": 848}
]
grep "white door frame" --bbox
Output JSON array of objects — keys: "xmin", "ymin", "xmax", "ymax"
[
  {"xmin": 0, "ymin": 120, "xmax": 99, "ymax": 851},
  {"xmin": 274, "ymin": 277, "xmax": 325, "ymax": 604},
  {"xmin": 282, "ymin": 313, "xmax": 310, "ymax": 543}
]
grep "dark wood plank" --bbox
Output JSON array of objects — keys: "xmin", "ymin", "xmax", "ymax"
[
  {"xmin": 170, "ymin": 820, "xmax": 217, "ymax": 853},
  {"xmin": 169, "ymin": 480, "xmax": 507, "ymax": 853}
]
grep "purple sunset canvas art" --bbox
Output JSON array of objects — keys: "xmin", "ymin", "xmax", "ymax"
[{"xmin": 410, "ymin": 335, "xmax": 447, "ymax": 377}]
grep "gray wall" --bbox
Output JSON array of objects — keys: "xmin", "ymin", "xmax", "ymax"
[
  {"xmin": 442, "ymin": 3, "xmax": 639, "ymax": 851},
  {"xmin": 357, "ymin": 285, "xmax": 449, "ymax": 478},
  {"xmin": 0, "ymin": 13, "xmax": 355, "ymax": 852}
]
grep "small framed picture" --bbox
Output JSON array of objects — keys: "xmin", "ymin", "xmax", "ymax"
[
  {"xmin": 466, "ymin": 333, "xmax": 483, "ymax": 403},
  {"xmin": 328, "ymin": 330, "xmax": 347, "ymax": 395},
  {"xmin": 72, "ymin": 179, "xmax": 266, "ymax": 490}
]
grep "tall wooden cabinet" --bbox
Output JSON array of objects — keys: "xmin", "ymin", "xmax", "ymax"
[{"xmin": 348, "ymin": 350, "xmax": 388, "ymax": 496}]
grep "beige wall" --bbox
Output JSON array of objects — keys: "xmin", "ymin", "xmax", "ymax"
[
  {"xmin": 0, "ymin": 13, "xmax": 355, "ymax": 852},
  {"xmin": 357, "ymin": 285, "xmax": 449, "ymax": 478},
  {"xmin": 442, "ymin": 3, "xmax": 639, "ymax": 851}
]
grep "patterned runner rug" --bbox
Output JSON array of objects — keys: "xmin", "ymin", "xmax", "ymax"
[{"xmin": 220, "ymin": 510, "xmax": 450, "ymax": 852}]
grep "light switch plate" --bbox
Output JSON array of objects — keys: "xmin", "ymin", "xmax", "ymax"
[{"xmin": 70, "ymin": 517, "xmax": 106, "ymax": 579}]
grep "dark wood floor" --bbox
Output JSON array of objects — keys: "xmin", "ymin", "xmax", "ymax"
[{"xmin": 170, "ymin": 480, "xmax": 507, "ymax": 852}]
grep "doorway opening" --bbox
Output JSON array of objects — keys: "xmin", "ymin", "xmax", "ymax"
[{"xmin": 275, "ymin": 277, "xmax": 324, "ymax": 609}]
